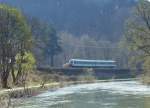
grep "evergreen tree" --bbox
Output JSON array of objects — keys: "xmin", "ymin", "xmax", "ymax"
[
  {"xmin": 29, "ymin": 17, "xmax": 62, "ymax": 67},
  {"xmin": 43, "ymin": 27, "xmax": 62, "ymax": 67}
]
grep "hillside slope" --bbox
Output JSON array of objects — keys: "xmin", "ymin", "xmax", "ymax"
[{"xmin": 3, "ymin": 0, "xmax": 136, "ymax": 41}]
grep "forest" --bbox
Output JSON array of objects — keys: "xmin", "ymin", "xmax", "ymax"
[
  {"xmin": 0, "ymin": 0, "xmax": 149, "ymax": 89},
  {"xmin": 2, "ymin": 0, "xmax": 137, "ymax": 67},
  {"xmin": 0, "ymin": 0, "xmax": 150, "ymax": 108}
]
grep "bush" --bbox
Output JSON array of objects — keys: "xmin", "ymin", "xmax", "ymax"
[{"xmin": 77, "ymin": 68, "xmax": 96, "ymax": 82}]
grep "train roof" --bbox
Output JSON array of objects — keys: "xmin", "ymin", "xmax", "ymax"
[{"xmin": 70, "ymin": 59, "xmax": 116, "ymax": 62}]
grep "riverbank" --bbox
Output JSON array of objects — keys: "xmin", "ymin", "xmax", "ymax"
[
  {"xmin": 12, "ymin": 80, "xmax": 150, "ymax": 108},
  {"xmin": 0, "ymin": 78, "xmax": 138, "ymax": 98},
  {"xmin": 0, "ymin": 78, "xmax": 139, "ymax": 108},
  {"xmin": 0, "ymin": 82, "xmax": 61, "ymax": 108},
  {"xmin": 0, "ymin": 68, "xmax": 138, "ymax": 98}
]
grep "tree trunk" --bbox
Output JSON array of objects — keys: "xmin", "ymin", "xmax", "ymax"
[
  {"xmin": 1, "ymin": 70, "xmax": 9, "ymax": 88},
  {"xmin": 15, "ymin": 52, "xmax": 24, "ymax": 85},
  {"xmin": 1, "ymin": 77, "xmax": 8, "ymax": 88},
  {"xmin": 10, "ymin": 58, "xmax": 16, "ymax": 84},
  {"xmin": 15, "ymin": 66, "xmax": 22, "ymax": 85},
  {"xmin": 11, "ymin": 67, "xmax": 16, "ymax": 84},
  {"xmin": 50, "ymin": 55, "xmax": 54, "ymax": 67}
]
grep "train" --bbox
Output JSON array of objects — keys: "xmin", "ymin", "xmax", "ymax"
[{"xmin": 63, "ymin": 59, "xmax": 117, "ymax": 68}]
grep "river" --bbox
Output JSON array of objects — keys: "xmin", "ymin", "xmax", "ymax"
[{"xmin": 12, "ymin": 80, "xmax": 150, "ymax": 108}]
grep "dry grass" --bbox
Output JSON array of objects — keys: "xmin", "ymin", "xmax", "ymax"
[
  {"xmin": 0, "ymin": 94, "xmax": 12, "ymax": 108},
  {"xmin": 140, "ymin": 74, "xmax": 150, "ymax": 85},
  {"xmin": 77, "ymin": 68, "xmax": 96, "ymax": 82}
]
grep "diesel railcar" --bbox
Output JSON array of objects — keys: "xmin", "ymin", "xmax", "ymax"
[{"xmin": 63, "ymin": 59, "xmax": 117, "ymax": 68}]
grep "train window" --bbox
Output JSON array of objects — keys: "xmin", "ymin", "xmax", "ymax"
[
  {"xmin": 71, "ymin": 61, "xmax": 73, "ymax": 64},
  {"xmin": 77, "ymin": 61, "xmax": 81, "ymax": 64},
  {"xmin": 76, "ymin": 61, "xmax": 79, "ymax": 64},
  {"xmin": 74, "ymin": 61, "xmax": 77, "ymax": 64}
]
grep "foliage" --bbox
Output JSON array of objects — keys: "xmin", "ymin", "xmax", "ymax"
[
  {"xmin": 77, "ymin": 68, "xmax": 96, "ymax": 82},
  {"xmin": 124, "ymin": 0, "xmax": 150, "ymax": 76},
  {"xmin": 15, "ymin": 52, "xmax": 36, "ymax": 72},
  {"xmin": 56, "ymin": 31, "xmax": 128, "ymax": 68},
  {"xmin": 14, "ymin": 52, "xmax": 36, "ymax": 86},
  {"xmin": 4, "ymin": 0, "xmax": 136, "ymax": 41},
  {"xmin": 143, "ymin": 57, "xmax": 150, "ymax": 71},
  {"xmin": 43, "ymin": 27, "xmax": 62, "ymax": 66},
  {"xmin": 28, "ymin": 17, "xmax": 62, "ymax": 67},
  {"xmin": 0, "ymin": 4, "xmax": 32, "ymax": 88},
  {"xmin": 125, "ymin": 0, "xmax": 150, "ymax": 54}
]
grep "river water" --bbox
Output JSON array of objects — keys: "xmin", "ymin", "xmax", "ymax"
[{"xmin": 13, "ymin": 81, "xmax": 150, "ymax": 108}]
